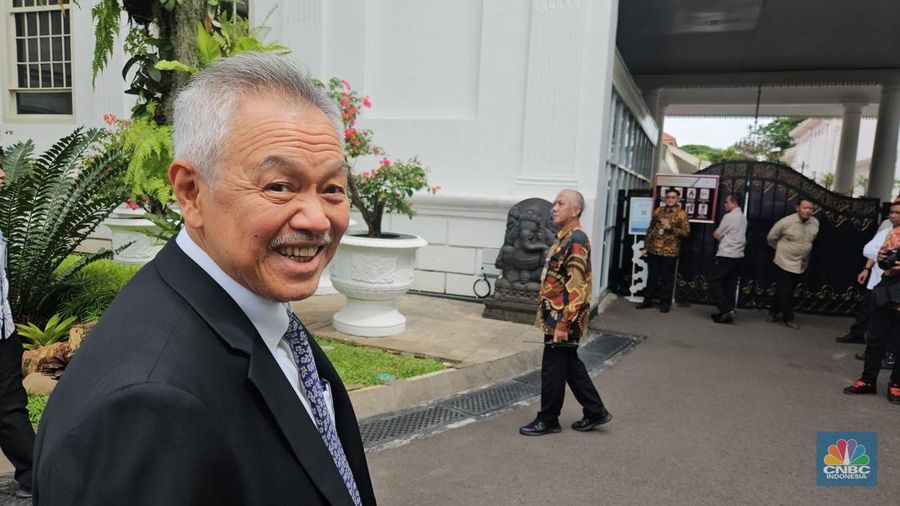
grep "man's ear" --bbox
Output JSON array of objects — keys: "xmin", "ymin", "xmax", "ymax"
[{"xmin": 169, "ymin": 160, "xmax": 205, "ymax": 229}]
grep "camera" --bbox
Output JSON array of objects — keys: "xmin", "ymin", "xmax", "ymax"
[{"xmin": 878, "ymin": 248, "xmax": 900, "ymax": 270}]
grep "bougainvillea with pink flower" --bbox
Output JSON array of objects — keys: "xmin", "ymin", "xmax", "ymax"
[{"xmin": 320, "ymin": 78, "xmax": 438, "ymax": 238}]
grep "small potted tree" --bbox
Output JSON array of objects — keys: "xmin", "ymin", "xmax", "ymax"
[{"xmin": 321, "ymin": 79, "xmax": 439, "ymax": 337}]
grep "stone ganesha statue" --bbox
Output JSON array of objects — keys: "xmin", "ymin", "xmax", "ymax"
[{"xmin": 494, "ymin": 199, "xmax": 557, "ymax": 293}]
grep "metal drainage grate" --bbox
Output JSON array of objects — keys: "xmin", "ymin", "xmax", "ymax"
[
  {"xmin": 443, "ymin": 381, "xmax": 536, "ymax": 416},
  {"xmin": 359, "ymin": 405, "xmax": 466, "ymax": 447},
  {"xmin": 360, "ymin": 330, "xmax": 640, "ymax": 450}
]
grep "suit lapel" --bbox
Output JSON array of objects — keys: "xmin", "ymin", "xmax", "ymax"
[{"xmin": 153, "ymin": 241, "xmax": 354, "ymax": 506}]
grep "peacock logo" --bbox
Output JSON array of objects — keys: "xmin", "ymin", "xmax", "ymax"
[
  {"xmin": 823, "ymin": 439, "xmax": 869, "ymax": 466},
  {"xmin": 817, "ymin": 432, "xmax": 876, "ymax": 487}
]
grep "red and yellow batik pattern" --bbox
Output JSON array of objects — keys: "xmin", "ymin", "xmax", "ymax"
[{"xmin": 536, "ymin": 223, "xmax": 592, "ymax": 340}]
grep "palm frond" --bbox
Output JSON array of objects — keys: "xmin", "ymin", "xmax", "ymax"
[{"xmin": 1, "ymin": 128, "xmax": 129, "ymax": 325}]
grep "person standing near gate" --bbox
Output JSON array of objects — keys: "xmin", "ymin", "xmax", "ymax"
[
  {"xmin": 520, "ymin": 190, "xmax": 612, "ymax": 436},
  {"xmin": 836, "ymin": 193, "xmax": 900, "ymax": 346},
  {"xmin": 843, "ymin": 200, "xmax": 900, "ymax": 404},
  {"xmin": 708, "ymin": 193, "xmax": 747, "ymax": 324},
  {"xmin": 637, "ymin": 188, "xmax": 690, "ymax": 313},
  {"xmin": 766, "ymin": 198, "xmax": 819, "ymax": 329}
]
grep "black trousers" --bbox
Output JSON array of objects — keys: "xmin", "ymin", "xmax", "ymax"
[
  {"xmin": 861, "ymin": 306, "xmax": 900, "ymax": 385},
  {"xmin": 845, "ymin": 288, "xmax": 873, "ymax": 339},
  {"xmin": 772, "ymin": 265, "xmax": 801, "ymax": 322},
  {"xmin": 0, "ymin": 332, "xmax": 34, "ymax": 488},
  {"xmin": 645, "ymin": 254, "xmax": 678, "ymax": 309},
  {"xmin": 707, "ymin": 257, "xmax": 742, "ymax": 314},
  {"xmin": 538, "ymin": 338, "xmax": 607, "ymax": 423}
]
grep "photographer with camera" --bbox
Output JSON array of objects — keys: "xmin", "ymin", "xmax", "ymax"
[{"xmin": 844, "ymin": 201, "xmax": 900, "ymax": 404}]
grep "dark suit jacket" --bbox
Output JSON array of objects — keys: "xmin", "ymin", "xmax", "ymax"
[{"xmin": 33, "ymin": 241, "xmax": 376, "ymax": 505}]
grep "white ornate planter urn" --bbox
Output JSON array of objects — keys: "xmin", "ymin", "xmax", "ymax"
[
  {"xmin": 104, "ymin": 204, "xmax": 166, "ymax": 264},
  {"xmin": 330, "ymin": 233, "xmax": 427, "ymax": 337}
]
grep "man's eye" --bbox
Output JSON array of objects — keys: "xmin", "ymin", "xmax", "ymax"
[
  {"xmin": 324, "ymin": 185, "xmax": 346, "ymax": 195},
  {"xmin": 267, "ymin": 183, "xmax": 289, "ymax": 192}
]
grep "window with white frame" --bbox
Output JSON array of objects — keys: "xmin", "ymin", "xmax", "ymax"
[{"xmin": 8, "ymin": 0, "xmax": 72, "ymax": 115}]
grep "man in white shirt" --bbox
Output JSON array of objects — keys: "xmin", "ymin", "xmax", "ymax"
[
  {"xmin": 708, "ymin": 193, "xmax": 748, "ymax": 324},
  {"xmin": 34, "ymin": 53, "xmax": 375, "ymax": 505}
]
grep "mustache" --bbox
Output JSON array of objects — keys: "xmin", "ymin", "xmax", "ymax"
[{"xmin": 269, "ymin": 231, "xmax": 333, "ymax": 250}]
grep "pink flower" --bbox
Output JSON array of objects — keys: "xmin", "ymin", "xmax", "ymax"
[
  {"xmin": 344, "ymin": 128, "xmax": 357, "ymax": 139},
  {"xmin": 362, "ymin": 171, "xmax": 370, "ymax": 177},
  {"xmin": 341, "ymin": 79, "xmax": 351, "ymax": 90},
  {"xmin": 125, "ymin": 198, "xmax": 140, "ymax": 210},
  {"xmin": 431, "ymin": 185, "xmax": 442, "ymax": 192},
  {"xmin": 340, "ymin": 96, "xmax": 350, "ymax": 107},
  {"xmin": 380, "ymin": 158, "xmax": 391, "ymax": 167},
  {"xmin": 102, "ymin": 113, "xmax": 116, "ymax": 126},
  {"xmin": 363, "ymin": 96, "xmax": 372, "ymax": 108}
]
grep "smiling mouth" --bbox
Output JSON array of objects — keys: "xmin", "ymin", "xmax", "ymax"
[{"xmin": 276, "ymin": 246, "xmax": 323, "ymax": 262}]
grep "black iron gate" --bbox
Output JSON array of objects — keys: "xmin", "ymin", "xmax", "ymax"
[{"xmin": 608, "ymin": 161, "xmax": 883, "ymax": 315}]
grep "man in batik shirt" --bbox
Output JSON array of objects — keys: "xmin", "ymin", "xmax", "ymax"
[
  {"xmin": 519, "ymin": 190, "xmax": 612, "ymax": 436},
  {"xmin": 637, "ymin": 188, "xmax": 690, "ymax": 313}
]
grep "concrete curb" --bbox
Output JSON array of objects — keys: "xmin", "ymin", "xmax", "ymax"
[{"xmin": 349, "ymin": 344, "xmax": 544, "ymax": 419}]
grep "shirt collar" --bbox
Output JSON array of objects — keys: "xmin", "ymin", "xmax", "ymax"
[
  {"xmin": 175, "ymin": 229, "xmax": 289, "ymax": 348},
  {"xmin": 557, "ymin": 220, "xmax": 580, "ymax": 240}
]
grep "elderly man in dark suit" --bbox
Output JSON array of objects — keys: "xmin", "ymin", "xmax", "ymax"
[{"xmin": 33, "ymin": 53, "xmax": 375, "ymax": 505}]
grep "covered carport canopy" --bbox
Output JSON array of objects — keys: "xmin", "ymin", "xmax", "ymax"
[{"xmin": 616, "ymin": 0, "xmax": 900, "ymax": 199}]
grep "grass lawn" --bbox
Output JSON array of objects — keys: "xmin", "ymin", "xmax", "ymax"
[
  {"xmin": 28, "ymin": 395, "xmax": 48, "ymax": 430},
  {"xmin": 25, "ymin": 339, "xmax": 446, "ymax": 429},
  {"xmin": 318, "ymin": 337, "xmax": 446, "ymax": 387}
]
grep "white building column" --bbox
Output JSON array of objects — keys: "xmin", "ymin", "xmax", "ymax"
[
  {"xmin": 834, "ymin": 102, "xmax": 864, "ymax": 195},
  {"xmin": 867, "ymin": 84, "xmax": 900, "ymax": 201},
  {"xmin": 643, "ymin": 89, "xmax": 667, "ymax": 176}
]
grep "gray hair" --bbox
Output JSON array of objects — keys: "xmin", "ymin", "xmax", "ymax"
[
  {"xmin": 173, "ymin": 52, "xmax": 343, "ymax": 187},
  {"xmin": 561, "ymin": 189, "xmax": 585, "ymax": 217}
]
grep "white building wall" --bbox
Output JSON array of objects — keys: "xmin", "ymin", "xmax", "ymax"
[
  {"xmin": 260, "ymin": 0, "xmax": 622, "ymax": 303},
  {"xmin": 0, "ymin": 1, "xmax": 131, "ymax": 148},
  {"xmin": 2, "ymin": 1, "xmax": 625, "ymax": 305},
  {"xmin": 787, "ymin": 117, "xmax": 896, "ymax": 195}
]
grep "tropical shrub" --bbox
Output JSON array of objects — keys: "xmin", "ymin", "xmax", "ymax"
[
  {"xmin": 16, "ymin": 314, "xmax": 77, "ymax": 350},
  {"xmin": 0, "ymin": 128, "xmax": 130, "ymax": 325},
  {"xmin": 55, "ymin": 257, "xmax": 141, "ymax": 322}
]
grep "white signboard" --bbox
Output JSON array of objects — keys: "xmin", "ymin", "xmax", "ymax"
[{"xmin": 628, "ymin": 197, "xmax": 654, "ymax": 235}]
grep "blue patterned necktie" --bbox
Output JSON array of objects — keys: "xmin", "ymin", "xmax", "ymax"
[{"xmin": 282, "ymin": 310, "xmax": 362, "ymax": 506}]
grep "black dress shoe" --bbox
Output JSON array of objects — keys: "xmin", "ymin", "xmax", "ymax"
[
  {"xmin": 519, "ymin": 419, "xmax": 561, "ymax": 436},
  {"xmin": 659, "ymin": 306, "xmax": 670, "ymax": 313},
  {"xmin": 571, "ymin": 412, "xmax": 613, "ymax": 432},
  {"xmin": 766, "ymin": 312, "xmax": 780, "ymax": 323},
  {"xmin": 712, "ymin": 310, "xmax": 735, "ymax": 324},
  {"xmin": 836, "ymin": 334, "xmax": 865, "ymax": 344},
  {"xmin": 14, "ymin": 486, "xmax": 32, "ymax": 499},
  {"xmin": 855, "ymin": 351, "xmax": 865, "ymax": 361},
  {"xmin": 636, "ymin": 301, "xmax": 653, "ymax": 310}
]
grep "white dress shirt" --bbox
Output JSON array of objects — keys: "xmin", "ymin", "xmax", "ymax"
[
  {"xmin": 175, "ymin": 229, "xmax": 336, "ymax": 429},
  {"xmin": 715, "ymin": 207, "xmax": 747, "ymax": 258},
  {"xmin": 864, "ymin": 225, "xmax": 894, "ymax": 290},
  {"xmin": 0, "ymin": 232, "xmax": 13, "ymax": 339}
]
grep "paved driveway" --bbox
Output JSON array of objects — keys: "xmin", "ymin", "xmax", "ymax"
[{"xmin": 367, "ymin": 298, "xmax": 898, "ymax": 505}]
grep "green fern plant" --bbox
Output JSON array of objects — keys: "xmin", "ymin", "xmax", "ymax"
[
  {"xmin": 16, "ymin": 314, "xmax": 77, "ymax": 350},
  {"xmin": 118, "ymin": 114, "xmax": 176, "ymax": 214},
  {"xmin": 0, "ymin": 128, "xmax": 130, "ymax": 325}
]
